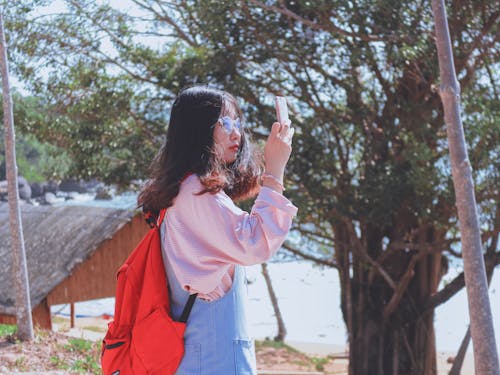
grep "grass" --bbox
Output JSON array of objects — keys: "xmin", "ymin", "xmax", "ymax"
[
  {"xmin": 61, "ymin": 338, "xmax": 101, "ymax": 373},
  {"xmin": 0, "ymin": 324, "xmax": 101, "ymax": 374},
  {"xmin": 64, "ymin": 338, "xmax": 95, "ymax": 354},
  {"xmin": 311, "ymin": 356, "xmax": 330, "ymax": 371},
  {"xmin": 255, "ymin": 339, "xmax": 333, "ymax": 372},
  {"xmin": 1, "ymin": 328, "xmax": 332, "ymax": 374},
  {"xmin": 82, "ymin": 325, "xmax": 106, "ymax": 333},
  {"xmin": 0, "ymin": 324, "xmax": 17, "ymax": 336},
  {"xmin": 14, "ymin": 356, "xmax": 29, "ymax": 371},
  {"xmin": 255, "ymin": 338, "xmax": 300, "ymax": 354},
  {"xmin": 50, "ymin": 355, "xmax": 69, "ymax": 370},
  {"xmin": 71, "ymin": 355, "xmax": 101, "ymax": 373}
]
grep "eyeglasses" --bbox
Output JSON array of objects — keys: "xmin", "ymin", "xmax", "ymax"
[{"xmin": 217, "ymin": 116, "xmax": 242, "ymax": 134}]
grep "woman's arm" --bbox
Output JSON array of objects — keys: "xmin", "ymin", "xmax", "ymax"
[{"xmin": 169, "ymin": 176, "xmax": 297, "ymax": 267}]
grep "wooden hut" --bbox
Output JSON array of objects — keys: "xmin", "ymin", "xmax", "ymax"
[{"xmin": 0, "ymin": 203, "xmax": 149, "ymax": 329}]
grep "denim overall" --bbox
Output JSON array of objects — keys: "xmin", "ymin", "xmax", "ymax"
[{"xmin": 161, "ymin": 224, "xmax": 258, "ymax": 375}]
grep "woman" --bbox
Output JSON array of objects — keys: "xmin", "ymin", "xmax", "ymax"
[{"xmin": 137, "ymin": 85, "xmax": 297, "ymax": 374}]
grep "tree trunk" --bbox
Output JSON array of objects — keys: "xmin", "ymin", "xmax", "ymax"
[
  {"xmin": 336, "ymin": 221, "xmax": 446, "ymax": 375},
  {"xmin": 261, "ymin": 262, "xmax": 287, "ymax": 341},
  {"xmin": 449, "ymin": 242, "xmax": 497, "ymax": 375},
  {"xmin": 449, "ymin": 327, "xmax": 471, "ymax": 375},
  {"xmin": 348, "ymin": 253, "xmax": 441, "ymax": 374},
  {"xmin": 431, "ymin": 1, "xmax": 500, "ymax": 374},
  {"xmin": 0, "ymin": 11, "xmax": 34, "ymax": 340}
]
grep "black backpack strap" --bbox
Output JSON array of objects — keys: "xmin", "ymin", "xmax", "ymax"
[{"xmin": 179, "ymin": 293, "xmax": 198, "ymax": 323}]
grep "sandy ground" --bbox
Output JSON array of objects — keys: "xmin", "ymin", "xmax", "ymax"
[
  {"xmin": 49, "ymin": 315, "xmax": 476, "ymax": 375},
  {"xmin": 0, "ymin": 315, "xmax": 477, "ymax": 374}
]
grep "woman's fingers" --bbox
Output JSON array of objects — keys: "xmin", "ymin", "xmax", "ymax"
[
  {"xmin": 279, "ymin": 121, "xmax": 289, "ymax": 135},
  {"xmin": 271, "ymin": 122, "xmax": 281, "ymax": 136},
  {"xmin": 277, "ymin": 121, "xmax": 293, "ymax": 144},
  {"xmin": 265, "ymin": 121, "xmax": 293, "ymax": 174},
  {"xmin": 269, "ymin": 121, "xmax": 293, "ymax": 144}
]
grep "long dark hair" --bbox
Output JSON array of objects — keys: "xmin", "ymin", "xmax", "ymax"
[{"xmin": 137, "ymin": 85, "xmax": 262, "ymax": 215}]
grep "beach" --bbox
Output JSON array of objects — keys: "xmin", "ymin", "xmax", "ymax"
[
  {"xmin": 50, "ymin": 260, "xmax": 498, "ymax": 374},
  {"xmin": 49, "ymin": 315, "xmax": 475, "ymax": 374}
]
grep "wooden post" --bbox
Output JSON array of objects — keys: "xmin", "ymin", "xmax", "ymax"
[
  {"xmin": 70, "ymin": 302, "xmax": 75, "ymax": 328},
  {"xmin": 0, "ymin": 11, "xmax": 34, "ymax": 341},
  {"xmin": 431, "ymin": 1, "xmax": 499, "ymax": 374}
]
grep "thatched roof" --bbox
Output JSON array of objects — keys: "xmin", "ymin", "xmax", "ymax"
[{"xmin": 0, "ymin": 203, "xmax": 137, "ymax": 314}]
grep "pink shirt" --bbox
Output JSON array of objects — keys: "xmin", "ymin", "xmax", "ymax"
[{"xmin": 162, "ymin": 174, "xmax": 298, "ymax": 301}]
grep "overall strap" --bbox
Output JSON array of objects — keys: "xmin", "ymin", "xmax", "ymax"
[{"xmin": 179, "ymin": 294, "xmax": 197, "ymax": 323}]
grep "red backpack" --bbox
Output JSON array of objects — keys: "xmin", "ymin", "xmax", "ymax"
[{"xmin": 101, "ymin": 209, "xmax": 197, "ymax": 375}]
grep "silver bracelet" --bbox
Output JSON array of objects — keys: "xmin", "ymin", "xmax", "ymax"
[{"xmin": 262, "ymin": 173, "xmax": 284, "ymax": 191}]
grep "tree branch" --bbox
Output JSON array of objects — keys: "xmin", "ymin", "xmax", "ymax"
[
  {"xmin": 454, "ymin": 9, "xmax": 500, "ymax": 73},
  {"xmin": 426, "ymin": 270, "xmax": 465, "ymax": 311},
  {"xmin": 383, "ymin": 254, "xmax": 420, "ymax": 320},
  {"xmin": 248, "ymin": 0, "xmax": 397, "ymax": 42},
  {"xmin": 295, "ymin": 226, "xmax": 335, "ymax": 243},
  {"xmin": 387, "ymin": 238, "xmax": 457, "ymax": 253},
  {"xmin": 425, "ymin": 238, "xmax": 498, "ymax": 312},
  {"xmin": 131, "ymin": 0, "xmax": 198, "ymax": 47},
  {"xmin": 342, "ymin": 219, "xmax": 397, "ymax": 289},
  {"xmin": 281, "ymin": 242, "xmax": 338, "ymax": 268},
  {"xmin": 94, "ymin": 50, "xmax": 158, "ymax": 84},
  {"xmin": 67, "ymin": 0, "xmax": 136, "ymax": 51}
]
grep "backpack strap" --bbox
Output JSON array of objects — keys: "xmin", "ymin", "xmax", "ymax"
[{"xmin": 157, "ymin": 208, "xmax": 167, "ymax": 227}]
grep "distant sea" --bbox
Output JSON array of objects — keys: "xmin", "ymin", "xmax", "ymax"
[{"xmin": 52, "ymin": 193, "xmax": 500, "ymax": 354}]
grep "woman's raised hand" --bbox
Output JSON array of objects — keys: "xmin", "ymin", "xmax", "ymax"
[{"xmin": 264, "ymin": 121, "xmax": 294, "ymax": 181}]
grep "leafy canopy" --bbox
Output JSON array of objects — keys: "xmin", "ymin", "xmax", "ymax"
[{"xmin": 4, "ymin": 0, "xmax": 499, "ymax": 250}]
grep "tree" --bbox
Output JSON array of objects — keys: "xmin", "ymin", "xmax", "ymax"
[
  {"xmin": 7, "ymin": 1, "xmax": 499, "ymax": 373},
  {"xmin": 261, "ymin": 262, "xmax": 287, "ymax": 341},
  {"xmin": 0, "ymin": 10, "xmax": 34, "ymax": 341},
  {"xmin": 432, "ymin": 0, "xmax": 499, "ymax": 372},
  {"xmin": 0, "ymin": 94, "xmax": 71, "ymax": 182}
]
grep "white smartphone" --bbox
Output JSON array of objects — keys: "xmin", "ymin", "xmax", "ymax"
[{"xmin": 275, "ymin": 96, "xmax": 289, "ymax": 125}]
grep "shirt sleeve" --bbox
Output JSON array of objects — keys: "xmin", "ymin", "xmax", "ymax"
[{"xmin": 164, "ymin": 175, "xmax": 297, "ymax": 294}]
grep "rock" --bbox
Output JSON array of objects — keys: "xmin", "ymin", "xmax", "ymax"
[
  {"xmin": 43, "ymin": 192, "xmax": 64, "ymax": 205},
  {"xmin": 44, "ymin": 192, "xmax": 56, "ymax": 204},
  {"xmin": 18, "ymin": 176, "xmax": 32, "ymax": 200},
  {"xmin": 0, "ymin": 177, "xmax": 32, "ymax": 200},
  {"xmin": 83, "ymin": 179, "xmax": 103, "ymax": 193},
  {"xmin": 0, "ymin": 178, "xmax": 33, "ymax": 200},
  {"xmin": 95, "ymin": 186, "xmax": 113, "ymax": 200},
  {"xmin": 0, "ymin": 180, "xmax": 6, "ymax": 200},
  {"xmin": 59, "ymin": 178, "xmax": 88, "ymax": 193},
  {"xmin": 43, "ymin": 180, "xmax": 59, "ymax": 194},
  {"xmin": 30, "ymin": 182, "xmax": 44, "ymax": 198},
  {"xmin": 0, "ymin": 180, "xmax": 7, "ymax": 194}
]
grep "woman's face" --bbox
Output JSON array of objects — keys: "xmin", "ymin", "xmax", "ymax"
[{"xmin": 213, "ymin": 103, "xmax": 242, "ymax": 164}]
